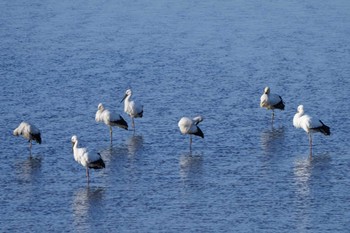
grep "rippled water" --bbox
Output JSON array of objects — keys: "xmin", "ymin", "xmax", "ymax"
[{"xmin": 1, "ymin": 0, "xmax": 350, "ymax": 232}]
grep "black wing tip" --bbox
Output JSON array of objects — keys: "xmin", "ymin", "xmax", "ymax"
[
  {"xmin": 120, "ymin": 120, "xmax": 129, "ymax": 130},
  {"xmin": 274, "ymin": 99, "xmax": 285, "ymax": 110},
  {"xmin": 32, "ymin": 133, "xmax": 42, "ymax": 144},
  {"xmin": 113, "ymin": 117, "xmax": 129, "ymax": 130},
  {"xmin": 314, "ymin": 120, "xmax": 331, "ymax": 136},
  {"xmin": 320, "ymin": 120, "xmax": 331, "ymax": 135},
  {"xmin": 194, "ymin": 127, "xmax": 204, "ymax": 138},
  {"xmin": 90, "ymin": 155, "xmax": 105, "ymax": 169}
]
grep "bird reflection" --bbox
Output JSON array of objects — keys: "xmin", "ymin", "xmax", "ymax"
[
  {"xmin": 293, "ymin": 153, "xmax": 331, "ymax": 197},
  {"xmin": 293, "ymin": 157, "xmax": 313, "ymax": 231},
  {"xmin": 293, "ymin": 154, "xmax": 331, "ymax": 232},
  {"xmin": 179, "ymin": 152, "xmax": 203, "ymax": 181},
  {"xmin": 126, "ymin": 135, "xmax": 144, "ymax": 157},
  {"xmin": 97, "ymin": 135, "xmax": 144, "ymax": 161},
  {"xmin": 72, "ymin": 186, "xmax": 105, "ymax": 232},
  {"xmin": 15, "ymin": 156, "xmax": 42, "ymax": 182},
  {"xmin": 293, "ymin": 158, "xmax": 312, "ymax": 197},
  {"xmin": 260, "ymin": 126, "xmax": 285, "ymax": 154}
]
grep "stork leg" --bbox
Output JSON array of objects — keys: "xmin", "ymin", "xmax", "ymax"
[
  {"xmin": 86, "ymin": 167, "xmax": 90, "ymax": 182},
  {"xmin": 308, "ymin": 133, "xmax": 313, "ymax": 159},
  {"xmin": 189, "ymin": 135, "xmax": 192, "ymax": 151},
  {"xmin": 132, "ymin": 117, "xmax": 135, "ymax": 131},
  {"xmin": 109, "ymin": 126, "xmax": 113, "ymax": 144},
  {"xmin": 29, "ymin": 140, "xmax": 32, "ymax": 157}
]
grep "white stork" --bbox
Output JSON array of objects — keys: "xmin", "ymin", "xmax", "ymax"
[
  {"xmin": 178, "ymin": 116, "xmax": 204, "ymax": 150},
  {"xmin": 95, "ymin": 103, "xmax": 128, "ymax": 143},
  {"xmin": 13, "ymin": 122, "xmax": 41, "ymax": 155},
  {"xmin": 293, "ymin": 105, "xmax": 330, "ymax": 157},
  {"xmin": 121, "ymin": 89, "xmax": 143, "ymax": 130},
  {"xmin": 71, "ymin": 135, "xmax": 105, "ymax": 182},
  {"xmin": 260, "ymin": 86, "xmax": 285, "ymax": 123}
]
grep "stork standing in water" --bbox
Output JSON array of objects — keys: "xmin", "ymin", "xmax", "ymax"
[
  {"xmin": 178, "ymin": 116, "xmax": 204, "ymax": 151},
  {"xmin": 13, "ymin": 122, "xmax": 41, "ymax": 156},
  {"xmin": 71, "ymin": 135, "xmax": 105, "ymax": 182},
  {"xmin": 260, "ymin": 87, "xmax": 285, "ymax": 123},
  {"xmin": 293, "ymin": 105, "xmax": 330, "ymax": 158},
  {"xmin": 95, "ymin": 103, "xmax": 128, "ymax": 143},
  {"xmin": 121, "ymin": 89, "xmax": 143, "ymax": 131}
]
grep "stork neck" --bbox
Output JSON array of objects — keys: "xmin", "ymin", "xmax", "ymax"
[
  {"xmin": 125, "ymin": 94, "xmax": 131, "ymax": 102},
  {"xmin": 73, "ymin": 140, "xmax": 78, "ymax": 150}
]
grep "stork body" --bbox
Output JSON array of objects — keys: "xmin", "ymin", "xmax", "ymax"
[
  {"xmin": 260, "ymin": 87, "xmax": 285, "ymax": 123},
  {"xmin": 71, "ymin": 135, "xmax": 105, "ymax": 182},
  {"xmin": 178, "ymin": 116, "xmax": 204, "ymax": 150},
  {"xmin": 121, "ymin": 89, "xmax": 143, "ymax": 130},
  {"xmin": 293, "ymin": 105, "xmax": 330, "ymax": 157},
  {"xmin": 95, "ymin": 103, "xmax": 128, "ymax": 143},
  {"xmin": 13, "ymin": 122, "xmax": 41, "ymax": 155}
]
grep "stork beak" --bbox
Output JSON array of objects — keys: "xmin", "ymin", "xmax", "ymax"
[{"xmin": 120, "ymin": 94, "xmax": 127, "ymax": 103}]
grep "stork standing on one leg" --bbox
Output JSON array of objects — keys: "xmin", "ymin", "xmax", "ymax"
[
  {"xmin": 13, "ymin": 122, "xmax": 41, "ymax": 156},
  {"xmin": 71, "ymin": 135, "xmax": 105, "ymax": 182},
  {"xmin": 293, "ymin": 105, "xmax": 330, "ymax": 158},
  {"xmin": 178, "ymin": 116, "xmax": 204, "ymax": 151},
  {"xmin": 260, "ymin": 87, "xmax": 285, "ymax": 124},
  {"xmin": 95, "ymin": 103, "xmax": 128, "ymax": 143},
  {"xmin": 121, "ymin": 89, "xmax": 143, "ymax": 131}
]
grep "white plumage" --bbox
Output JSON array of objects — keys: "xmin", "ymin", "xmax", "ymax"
[
  {"xmin": 293, "ymin": 105, "xmax": 330, "ymax": 156},
  {"xmin": 71, "ymin": 135, "xmax": 105, "ymax": 182},
  {"xmin": 95, "ymin": 103, "xmax": 128, "ymax": 142},
  {"xmin": 260, "ymin": 87, "xmax": 285, "ymax": 122},
  {"xmin": 121, "ymin": 89, "xmax": 143, "ymax": 130},
  {"xmin": 13, "ymin": 121, "xmax": 41, "ymax": 155},
  {"xmin": 178, "ymin": 116, "xmax": 204, "ymax": 150}
]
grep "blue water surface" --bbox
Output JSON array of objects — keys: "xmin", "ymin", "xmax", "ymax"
[{"xmin": 1, "ymin": 0, "xmax": 350, "ymax": 232}]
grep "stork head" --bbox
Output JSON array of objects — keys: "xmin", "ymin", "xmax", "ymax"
[
  {"xmin": 297, "ymin": 105, "xmax": 304, "ymax": 114},
  {"xmin": 192, "ymin": 116, "xmax": 204, "ymax": 125},
  {"xmin": 98, "ymin": 103, "xmax": 104, "ymax": 111},
  {"xmin": 71, "ymin": 135, "xmax": 78, "ymax": 146},
  {"xmin": 264, "ymin": 86, "xmax": 270, "ymax": 94},
  {"xmin": 121, "ymin": 89, "xmax": 132, "ymax": 103}
]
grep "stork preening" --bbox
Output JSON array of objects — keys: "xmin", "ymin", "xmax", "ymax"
[
  {"xmin": 13, "ymin": 122, "xmax": 41, "ymax": 155},
  {"xmin": 71, "ymin": 135, "xmax": 105, "ymax": 182},
  {"xmin": 293, "ymin": 105, "xmax": 330, "ymax": 158},
  {"xmin": 178, "ymin": 116, "xmax": 204, "ymax": 151},
  {"xmin": 260, "ymin": 87, "xmax": 285, "ymax": 123},
  {"xmin": 121, "ymin": 89, "xmax": 143, "ymax": 131},
  {"xmin": 95, "ymin": 103, "xmax": 128, "ymax": 143}
]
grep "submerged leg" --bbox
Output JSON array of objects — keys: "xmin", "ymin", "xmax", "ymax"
[
  {"xmin": 189, "ymin": 135, "xmax": 192, "ymax": 151},
  {"xmin": 29, "ymin": 140, "xmax": 32, "ymax": 157},
  {"xmin": 271, "ymin": 110, "xmax": 275, "ymax": 124},
  {"xmin": 308, "ymin": 133, "xmax": 313, "ymax": 159},
  {"xmin": 86, "ymin": 167, "xmax": 90, "ymax": 182},
  {"xmin": 109, "ymin": 126, "xmax": 113, "ymax": 143},
  {"xmin": 132, "ymin": 118, "xmax": 135, "ymax": 130}
]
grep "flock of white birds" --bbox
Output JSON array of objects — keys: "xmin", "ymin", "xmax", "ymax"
[
  {"xmin": 12, "ymin": 87, "xmax": 330, "ymax": 182},
  {"xmin": 259, "ymin": 86, "xmax": 330, "ymax": 157}
]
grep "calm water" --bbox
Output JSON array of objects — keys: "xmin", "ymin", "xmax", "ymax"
[{"xmin": 1, "ymin": 0, "xmax": 350, "ymax": 232}]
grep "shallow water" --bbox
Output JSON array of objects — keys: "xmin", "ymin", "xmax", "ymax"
[{"xmin": 1, "ymin": 0, "xmax": 350, "ymax": 232}]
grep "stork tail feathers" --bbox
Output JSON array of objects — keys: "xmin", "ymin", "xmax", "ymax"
[
  {"xmin": 32, "ymin": 133, "xmax": 42, "ymax": 144},
  {"xmin": 317, "ymin": 120, "xmax": 330, "ymax": 136},
  {"xmin": 194, "ymin": 127, "xmax": 204, "ymax": 138},
  {"xmin": 273, "ymin": 98, "xmax": 285, "ymax": 110},
  {"xmin": 112, "ymin": 116, "xmax": 128, "ymax": 130},
  {"xmin": 88, "ymin": 156, "xmax": 105, "ymax": 169}
]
